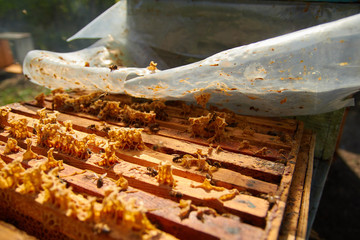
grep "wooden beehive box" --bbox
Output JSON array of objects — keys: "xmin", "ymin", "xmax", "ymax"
[{"xmin": 0, "ymin": 91, "xmax": 314, "ymax": 240}]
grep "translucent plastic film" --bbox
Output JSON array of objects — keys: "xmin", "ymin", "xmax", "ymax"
[{"xmin": 23, "ymin": 2, "xmax": 360, "ymax": 116}]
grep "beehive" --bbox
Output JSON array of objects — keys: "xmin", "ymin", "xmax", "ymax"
[{"xmin": 0, "ymin": 91, "xmax": 314, "ymax": 240}]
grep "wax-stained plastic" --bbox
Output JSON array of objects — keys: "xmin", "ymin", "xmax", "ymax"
[{"xmin": 23, "ymin": 1, "xmax": 360, "ymax": 116}]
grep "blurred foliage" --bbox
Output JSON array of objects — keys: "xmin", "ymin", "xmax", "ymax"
[
  {"xmin": 0, "ymin": 73, "xmax": 50, "ymax": 106},
  {"xmin": 0, "ymin": 0, "xmax": 117, "ymax": 51}
]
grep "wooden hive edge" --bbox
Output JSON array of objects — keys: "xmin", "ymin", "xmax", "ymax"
[{"xmin": 1, "ymin": 94, "xmax": 307, "ymax": 240}]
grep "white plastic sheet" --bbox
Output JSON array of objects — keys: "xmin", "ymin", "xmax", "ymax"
[{"xmin": 23, "ymin": 1, "xmax": 360, "ymax": 116}]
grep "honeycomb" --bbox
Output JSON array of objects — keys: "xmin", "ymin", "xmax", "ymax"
[
  {"xmin": 22, "ymin": 138, "xmax": 39, "ymax": 161},
  {"xmin": 51, "ymin": 92, "xmax": 157, "ymax": 126},
  {"xmin": 3, "ymin": 138, "xmax": 20, "ymax": 155},
  {"xmin": 108, "ymin": 127, "xmax": 145, "ymax": 150},
  {"xmin": 189, "ymin": 113, "xmax": 227, "ymax": 142},
  {"xmin": 156, "ymin": 161, "xmax": 175, "ymax": 187},
  {"xmin": 7, "ymin": 118, "xmax": 31, "ymax": 139},
  {"xmin": 34, "ymin": 121, "xmax": 91, "ymax": 159},
  {"xmin": 97, "ymin": 142, "xmax": 120, "ymax": 167},
  {"xmin": 0, "ymin": 156, "xmax": 157, "ymax": 238},
  {"xmin": 35, "ymin": 92, "xmax": 46, "ymax": 107}
]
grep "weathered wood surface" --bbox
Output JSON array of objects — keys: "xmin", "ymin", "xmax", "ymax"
[
  {"xmin": 278, "ymin": 131, "xmax": 315, "ymax": 240},
  {"xmin": 0, "ymin": 94, "xmax": 313, "ymax": 240},
  {"xmin": 0, "ymin": 221, "xmax": 37, "ymax": 240},
  {"xmin": 297, "ymin": 132, "xmax": 315, "ymax": 240},
  {"xmin": 0, "ymin": 143, "xmax": 260, "ymax": 240}
]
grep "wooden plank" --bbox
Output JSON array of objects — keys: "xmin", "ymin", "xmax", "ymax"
[
  {"xmin": 0, "ymin": 221, "xmax": 37, "ymax": 240},
  {"xmin": 278, "ymin": 121, "xmax": 304, "ymax": 203},
  {"xmin": 295, "ymin": 109, "xmax": 345, "ymax": 161},
  {"xmin": 17, "ymin": 102, "xmax": 287, "ymax": 181},
  {"xmin": 0, "ymin": 130, "xmax": 270, "ymax": 227},
  {"xmin": 263, "ymin": 122, "xmax": 304, "ymax": 240},
  {"xmin": 28, "ymin": 100, "xmax": 294, "ymax": 161},
  {"xmin": 46, "ymin": 93, "xmax": 297, "ymax": 132},
  {"xmin": 155, "ymin": 118, "xmax": 293, "ymax": 150},
  {"xmin": 297, "ymin": 133, "xmax": 315, "ymax": 240},
  {"xmin": 163, "ymin": 105, "xmax": 298, "ymax": 131},
  {"xmin": 278, "ymin": 131, "xmax": 313, "ymax": 240},
  {"xmin": 9, "ymin": 103, "xmax": 282, "ymax": 186},
  {"xmin": 0, "ymin": 189, "xmax": 98, "ymax": 240},
  {"xmin": 1, "ymin": 94, "xmax": 308, "ymax": 240},
  {"xmin": 0, "ymin": 142, "xmax": 264, "ymax": 240},
  {"xmin": 141, "ymin": 133, "xmax": 285, "ymax": 183},
  {"xmin": 5, "ymin": 110, "xmax": 278, "ymax": 197},
  {"xmin": 0, "ymin": 39, "xmax": 14, "ymax": 68},
  {"xmin": 153, "ymin": 126, "xmax": 291, "ymax": 161}
]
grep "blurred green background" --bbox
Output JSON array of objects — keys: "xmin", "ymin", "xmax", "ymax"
[
  {"xmin": 0, "ymin": 0, "xmax": 117, "ymax": 51},
  {"xmin": 0, "ymin": 0, "xmax": 118, "ymax": 106}
]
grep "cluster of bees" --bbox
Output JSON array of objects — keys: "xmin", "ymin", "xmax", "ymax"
[
  {"xmin": 0, "ymin": 157, "xmax": 155, "ymax": 236},
  {"xmin": 96, "ymin": 101, "xmax": 123, "ymax": 121},
  {"xmin": 121, "ymin": 105, "xmax": 156, "ymax": 126},
  {"xmin": 89, "ymin": 100, "xmax": 158, "ymax": 126},
  {"xmin": 189, "ymin": 113, "xmax": 227, "ymax": 142},
  {"xmin": 52, "ymin": 91, "xmax": 102, "ymax": 113},
  {"xmin": 51, "ymin": 91, "xmax": 161, "ymax": 126}
]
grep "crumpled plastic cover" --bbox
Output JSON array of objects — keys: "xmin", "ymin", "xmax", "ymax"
[{"xmin": 23, "ymin": 1, "xmax": 360, "ymax": 116}]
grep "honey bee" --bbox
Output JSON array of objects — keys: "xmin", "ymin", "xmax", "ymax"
[
  {"xmin": 148, "ymin": 123, "xmax": 160, "ymax": 133},
  {"xmin": 204, "ymin": 174, "xmax": 216, "ymax": 185},
  {"xmin": 208, "ymin": 112, "xmax": 217, "ymax": 124},
  {"xmin": 86, "ymin": 148, "xmax": 92, "ymax": 155},
  {"xmin": 169, "ymin": 190, "xmax": 183, "ymax": 198},
  {"xmin": 210, "ymin": 179, "xmax": 217, "ymax": 186},
  {"xmin": 205, "ymin": 159, "xmax": 212, "ymax": 166},
  {"xmin": 92, "ymin": 173, "xmax": 107, "ymax": 188},
  {"xmin": 152, "ymin": 140, "xmax": 164, "ymax": 151},
  {"xmin": 146, "ymin": 167, "xmax": 158, "ymax": 177},
  {"xmin": 93, "ymin": 223, "xmax": 111, "ymax": 234},
  {"xmin": 172, "ymin": 154, "xmax": 183, "ymax": 163},
  {"xmin": 101, "ymin": 126, "xmax": 111, "ymax": 133},
  {"xmin": 87, "ymin": 124, "xmax": 97, "ymax": 131},
  {"xmin": 109, "ymin": 64, "xmax": 118, "ymax": 72},
  {"xmin": 267, "ymin": 194, "xmax": 280, "ymax": 204},
  {"xmin": 213, "ymin": 162, "xmax": 222, "ymax": 168},
  {"xmin": 260, "ymin": 193, "xmax": 280, "ymax": 204}
]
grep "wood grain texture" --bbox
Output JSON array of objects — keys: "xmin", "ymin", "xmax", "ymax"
[{"xmin": 0, "ymin": 94, "xmax": 313, "ymax": 240}]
